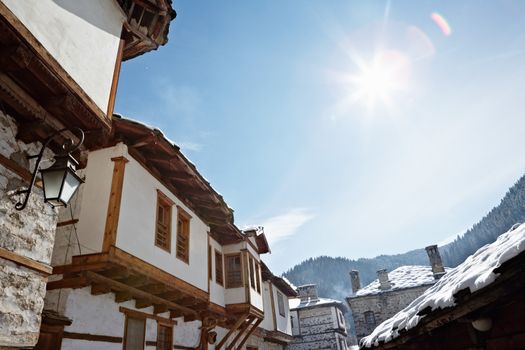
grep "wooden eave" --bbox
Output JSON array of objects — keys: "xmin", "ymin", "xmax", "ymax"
[
  {"xmin": 0, "ymin": 3, "xmax": 111, "ymax": 147},
  {"xmin": 116, "ymin": 0, "xmax": 176, "ymax": 60},
  {"xmin": 261, "ymin": 262, "xmax": 297, "ymax": 297},
  {"xmin": 256, "ymin": 233, "xmax": 271, "ymax": 254},
  {"xmin": 106, "ymin": 116, "xmax": 243, "ymax": 244},
  {"xmin": 262, "ymin": 330, "xmax": 294, "ymax": 345}
]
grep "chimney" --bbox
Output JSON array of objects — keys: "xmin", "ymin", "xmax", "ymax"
[
  {"xmin": 426, "ymin": 245, "xmax": 445, "ymax": 279},
  {"xmin": 297, "ymin": 284, "xmax": 319, "ymax": 302},
  {"xmin": 377, "ymin": 269, "xmax": 391, "ymax": 290},
  {"xmin": 349, "ymin": 270, "xmax": 361, "ymax": 294}
]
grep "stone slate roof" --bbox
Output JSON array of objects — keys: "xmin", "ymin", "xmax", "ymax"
[
  {"xmin": 351, "ymin": 265, "xmax": 450, "ymax": 298},
  {"xmin": 289, "ymin": 297, "xmax": 346, "ymax": 312}
]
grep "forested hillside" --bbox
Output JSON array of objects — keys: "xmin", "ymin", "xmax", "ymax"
[{"xmin": 283, "ymin": 173, "xmax": 525, "ymax": 302}]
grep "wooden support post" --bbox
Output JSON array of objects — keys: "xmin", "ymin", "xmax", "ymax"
[
  {"xmin": 102, "ymin": 156, "xmax": 128, "ymax": 252},
  {"xmin": 226, "ymin": 316, "xmax": 254, "ymax": 350},
  {"xmin": 235, "ymin": 318, "xmax": 262, "ymax": 350},
  {"xmin": 215, "ymin": 314, "xmax": 249, "ymax": 350}
]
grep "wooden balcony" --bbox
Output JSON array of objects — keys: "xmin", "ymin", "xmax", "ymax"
[{"xmin": 49, "ymin": 246, "xmax": 216, "ymax": 321}]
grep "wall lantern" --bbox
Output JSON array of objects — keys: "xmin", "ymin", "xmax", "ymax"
[{"xmin": 15, "ymin": 127, "xmax": 84, "ymax": 210}]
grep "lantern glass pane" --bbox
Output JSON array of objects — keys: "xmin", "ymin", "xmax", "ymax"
[
  {"xmin": 60, "ymin": 170, "xmax": 81, "ymax": 204},
  {"xmin": 41, "ymin": 169, "xmax": 65, "ymax": 200}
]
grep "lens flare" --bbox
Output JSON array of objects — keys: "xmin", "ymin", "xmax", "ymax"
[{"xmin": 431, "ymin": 12, "xmax": 452, "ymax": 36}]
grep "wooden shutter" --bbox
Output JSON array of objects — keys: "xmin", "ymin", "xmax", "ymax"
[
  {"xmin": 176, "ymin": 208, "xmax": 190, "ymax": 263},
  {"xmin": 155, "ymin": 191, "xmax": 173, "ymax": 252},
  {"xmin": 215, "ymin": 250, "xmax": 224, "ymax": 286}
]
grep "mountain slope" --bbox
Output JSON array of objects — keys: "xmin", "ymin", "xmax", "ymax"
[{"xmin": 283, "ymin": 173, "xmax": 525, "ymax": 302}]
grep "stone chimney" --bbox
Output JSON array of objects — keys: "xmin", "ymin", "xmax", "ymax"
[
  {"xmin": 297, "ymin": 284, "xmax": 319, "ymax": 302},
  {"xmin": 425, "ymin": 245, "xmax": 445, "ymax": 279},
  {"xmin": 377, "ymin": 269, "xmax": 391, "ymax": 290},
  {"xmin": 349, "ymin": 270, "xmax": 361, "ymax": 294}
]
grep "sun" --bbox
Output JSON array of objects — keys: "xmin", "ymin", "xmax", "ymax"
[{"xmin": 348, "ymin": 50, "xmax": 410, "ymax": 113}]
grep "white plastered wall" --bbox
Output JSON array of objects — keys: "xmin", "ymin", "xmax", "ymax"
[
  {"xmin": 116, "ymin": 151, "xmax": 209, "ymax": 292},
  {"xmin": 273, "ymin": 287, "xmax": 291, "ymax": 334},
  {"xmin": 261, "ymin": 281, "xmax": 274, "ymax": 330},
  {"xmin": 2, "ymin": 0, "xmax": 125, "ymax": 112},
  {"xmin": 74, "ymin": 144, "xmax": 127, "ymax": 254}
]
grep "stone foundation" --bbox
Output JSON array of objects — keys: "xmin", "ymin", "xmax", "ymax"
[{"xmin": 0, "ymin": 111, "xmax": 58, "ymax": 348}]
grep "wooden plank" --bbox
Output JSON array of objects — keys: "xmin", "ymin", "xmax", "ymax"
[
  {"xmin": 119, "ymin": 307, "xmax": 176, "ymax": 325},
  {"xmin": 226, "ymin": 316, "xmax": 254, "ymax": 350},
  {"xmin": 110, "ymin": 246, "xmax": 209, "ymax": 301},
  {"xmin": 46, "ymin": 276, "xmax": 89, "ymax": 290},
  {"xmin": 56, "ymin": 219, "xmax": 79, "ymax": 227},
  {"xmin": 85, "ymin": 271, "xmax": 197, "ymax": 315},
  {"xmin": 102, "ymin": 156, "xmax": 129, "ymax": 252},
  {"xmin": 153, "ymin": 304, "xmax": 168, "ymax": 314},
  {"xmin": 106, "ymin": 36, "xmax": 124, "ymax": 119},
  {"xmin": 115, "ymin": 291, "xmax": 133, "ymax": 303},
  {"xmin": 0, "ymin": 247, "xmax": 52, "ymax": 275},
  {"xmin": 135, "ymin": 298, "xmax": 154, "ymax": 309},
  {"xmin": 215, "ymin": 313, "xmax": 250, "ymax": 350},
  {"xmin": 62, "ymin": 331, "xmax": 122, "ymax": 343},
  {"xmin": 0, "ymin": 153, "xmax": 33, "ymax": 183},
  {"xmin": 91, "ymin": 283, "xmax": 112, "ymax": 296},
  {"xmin": 235, "ymin": 318, "xmax": 263, "ymax": 350}
]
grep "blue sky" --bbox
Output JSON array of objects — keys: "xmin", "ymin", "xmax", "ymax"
[{"xmin": 115, "ymin": 1, "xmax": 525, "ymax": 274}]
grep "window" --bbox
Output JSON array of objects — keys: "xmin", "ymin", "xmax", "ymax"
[
  {"xmin": 215, "ymin": 250, "xmax": 224, "ymax": 286},
  {"xmin": 155, "ymin": 191, "xmax": 173, "ymax": 252},
  {"xmin": 364, "ymin": 311, "xmax": 376, "ymax": 327},
  {"xmin": 277, "ymin": 291, "xmax": 285, "ymax": 317},
  {"xmin": 156, "ymin": 323, "xmax": 173, "ymax": 350},
  {"xmin": 225, "ymin": 254, "xmax": 242, "ymax": 288},
  {"xmin": 176, "ymin": 208, "xmax": 190, "ymax": 263},
  {"xmin": 124, "ymin": 316, "xmax": 145, "ymax": 350},
  {"xmin": 255, "ymin": 263, "xmax": 261, "ymax": 293},
  {"xmin": 249, "ymin": 256, "xmax": 255, "ymax": 289},
  {"xmin": 338, "ymin": 310, "xmax": 345, "ymax": 326}
]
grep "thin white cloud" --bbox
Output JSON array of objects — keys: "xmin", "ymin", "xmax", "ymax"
[
  {"xmin": 158, "ymin": 81, "xmax": 201, "ymax": 116},
  {"xmin": 178, "ymin": 141, "xmax": 203, "ymax": 152},
  {"xmin": 258, "ymin": 208, "xmax": 315, "ymax": 245}
]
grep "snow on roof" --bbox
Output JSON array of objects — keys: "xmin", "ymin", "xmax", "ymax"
[
  {"xmin": 281, "ymin": 276, "xmax": 297, "ymax": 291},
  {"xmin": 352, "ymin": 266, "xmax": 450, "ymax": 297},
  {"xmin": 361, "ymin": 223, "xmax": 525, "ymax": 348},
  {"xmin": 289, "ymin": 296, "xmax": 344, "ymax": 311}
]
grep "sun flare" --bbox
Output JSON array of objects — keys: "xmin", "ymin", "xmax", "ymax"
[{"xmin": 348, "ymin": 50, "xmax": 410, "ymax": 113}]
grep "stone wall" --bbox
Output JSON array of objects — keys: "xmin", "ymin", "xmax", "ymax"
[
  {"xmin": 0, "ymin": 111, "xmax": 58, "ymax": 347},
  {"xmin": 347, "ymin": 285, "xmax": 429, "ymax": 340},
  {"xmin": 288, "ymin": 305, "xmax": 348, "ymax": 350}
]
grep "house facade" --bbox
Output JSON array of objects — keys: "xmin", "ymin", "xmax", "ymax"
[
  {"xmin": 39, "ymin": 117, "xmax": 296, "ymax": 349},
  {"xmin": 346, "ymin": 245, "xmax": 447, "ymax": 342},
  {"xmin": 289, "ymin": 284, "xmax": 348, "ymax": 350},
  {"xmin": 0, "ymin": 0, "xmax": 174, "ymax": 347}
]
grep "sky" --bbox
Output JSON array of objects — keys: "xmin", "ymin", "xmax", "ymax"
[{"xmin": 115, "ymin": 1, "xmax": 525, "ymax": 274}]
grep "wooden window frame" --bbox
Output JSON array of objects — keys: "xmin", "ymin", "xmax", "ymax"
[
  {"xmin": 215, "ymin": 249, "xmax": 224, "ymax": 286},
  {"xmin": 208, "ymin": 245, "xmax": 212, "ymax": 281},
  {"xmin": 249, "ymin": 256, "xmax": 255, "ymax": 290},
  {"xmin": 255, "ymin": 262, "xmax": 261, "ymax": 294},
  {"xmin": 175, "ymin": 206, "xmax": 191, "ymax": 264},
  {"xmin": 224, "ymin": 253, "xmax": 243, "ymax": 289},
  {"xmin": 277, "ymin": 291, "xmax": 285, "ymax": 317},
  {"xmin": 155, "ymin": 190, "xmax": 174, "ymax": 252},
  {"xmin": 156, "ymin": 322, "xmax": 173, "ymax": 350},
  {"xmin": 123, "ymin": 313, "xmax": 146, "ymax": 350}
]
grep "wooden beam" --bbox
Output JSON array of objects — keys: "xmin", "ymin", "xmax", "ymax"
[
  {"xmin": 63, "ymin": 331, "xmax": 122, "ymax": 343},
  {"xmin": 153, "ymin": 304, "xmax": 168, "ymax": 314},
  {"xmin": 115, "ymin": 291, "xmax": 133, "ymax": 303},
  {"xmin": 91, "ymin": 283, "xmax": 112, "ymax": 295},
  {"xmin": 215, "ymin": 313, "xmax": 250, "ymax": 350},
  {"xmin": 102, "ymin": 156, "xmax": 129, "ymax": 252},
  {"xmin": 235, "ymin": 318, "xmax": 263, "ymax": 350},
  {"xmin": 85, "ymin": 271, "xmax": 197, "ymax": 315},
  {"xmin": 46, "ymin": 276, "xmax": 89, "ymax": 290},
  {"xmin": 119, "ymin": 306, "xmax": 176, "ymax": 325},
  {"xmin": 226, "ymin": 316, "xmax": 254, "ymax": 350},
  {"xmin": 0, "ymin": 247, "xmax": 52, "ymax": 275},
  {"xmin": 131, "ymin": 134, "xmax": 155, "ymax": 148},
  {"xmin": 56, "ymin": 219, "xmax": 79, "ymax": 227},
  {"xmin": 115, "ymin": 275, "xmax": 149, "ymax": 288},
  {"xmin": 135, "ymin": 298, "xmax": 153, "ymax": 309}
]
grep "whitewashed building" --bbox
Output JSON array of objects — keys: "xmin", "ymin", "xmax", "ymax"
[
  {"xmin": 289, "ymin": 284, "xmax": 348, "ymax": 350},
  {"xmin": 41, "ymin": 117, "xmax": 297, "ymax": 350},
  {"xmin": 0, "ymin": 0, "xmax": 174, "ymax": 348}
]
